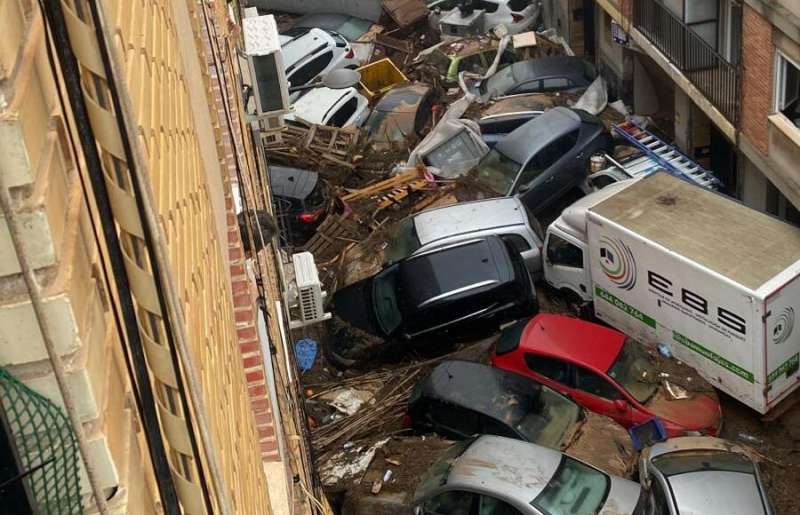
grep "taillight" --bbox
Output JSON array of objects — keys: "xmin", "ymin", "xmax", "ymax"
[
  {"xmin": 344, "ymin": 48, "xmax": 354, "ymax": 59},
  {"xmin": 402, "ymin": 414, "xmax": 413, "ymax": 428},
  {"xmin": 298, "ymin": 208, "xmax": 324, "ymax": 223},
  {"xmin": 511, "ymin": 13, "xmax": 524, "ymax": 22}
]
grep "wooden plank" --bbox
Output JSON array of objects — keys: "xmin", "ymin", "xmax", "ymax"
[{"xmin": 375, "ymin": 34, "xmax": 412, "ymax": 53}]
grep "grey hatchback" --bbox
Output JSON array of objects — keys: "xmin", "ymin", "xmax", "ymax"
[
  {"xmin": 472, "ymin": 106, "xmax": 613, "ymax": 214},
  {"xmin": 480, "ymin": 56, "xmax": 597, "ymax": 98},
  {"xmin": 639, "ymin": 437, "xmax": 773, "ymax": 515}
]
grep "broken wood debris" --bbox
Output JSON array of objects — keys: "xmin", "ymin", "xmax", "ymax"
[
  {"xmin": 264, "ymin": 119, "xmax": 361, "ymax": 173},
  {"xmin": 382, "ymin": 0, "xmax": 429, "ymax": 28},
  {"xmin": 301, "ymin": 215, "xmax": 365, "ymax": 263}
]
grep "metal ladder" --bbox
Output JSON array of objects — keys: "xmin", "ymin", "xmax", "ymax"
[{"xmin": 613, "ymin": 120, "xmax": 721, "ymax": 189}]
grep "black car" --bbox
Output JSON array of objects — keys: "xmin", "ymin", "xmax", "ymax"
[
  {"xmin": 269, "ymin": 166, "xmax": 335, "ymax": 246},
  {"xmin": 480, "ymin": 56, "xmax": 596, "ymax": 98},
  {"xmin": 472, "ymin": 106, "xmax": 614, "ymax": 213},
  {"xmin": 329, "ymin": 237, "xmax": 537, "ymax": 362},
  {"xmin": 406, "ymin": 360, "xmax": 637, "ymax": 476},
  {"xmin": 409, "ymin": 360, "xmax": 583, "ymax": 445}
]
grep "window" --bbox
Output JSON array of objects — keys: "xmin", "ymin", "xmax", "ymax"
[
  {"xmin": 481, "ymin": 417, "xmax": 518, "ymax": 439},
  {"xmin": 524, "ymin": 354, "xmax": 571, "ymax": 384},
  {"xmin": 501, "ymin": 234, "xmax": 532, "ymax": 254},
  {"xmin": 575, "ymin": 366, "xmax": 623, "ymax": 400},
  {"xmin": 474, "ymin": 0, "xmax": 499, "ymax": 12},
  {"xmin": 533, "ymin": 456, "xmax": 610, "ymax": 515},
  {"xmin": 511, "ymin": 80, "xmax": 541, "ymax": 94},
  {"xmin": 507, "ymin": 0, "xmax": 530, "ymax": 12},
  {"xmin": 541, "ymin": 77, "xmax": 571, "ymax": 91},
  {"xmin": 327, "ymin": 97, "xmax": 358, "ymax": 127},
  {"xmin": 776, "ymin": 52, "xmax": 800, "ymax": 126},
  {"xmin": 546, "ymin": 234, "xmax": 583, "ymax": 268},
  {"xmin": 479, "ymin": 496, "xmax": 522, "ymax": 515},
  {"xmin": 287, "ymin": 50, "xmax": 333, "ymax": 87},
  {"xmin": 423, "ymin": 490, "xmax": 477, "ymax": 515},
  {"xmin": 430, "ymin": 401, "xmax": 481, "ymax": 437}
]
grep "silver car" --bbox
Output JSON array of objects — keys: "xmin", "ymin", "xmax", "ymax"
[
  {"xmin": 383, "ymin": 197, "xmax": 544, "ymax": 278},
  {"xmin": 639, "ymin": 437, "xmax": 773, "ymax": 515},
  {"xmin": 413, "ymin": 435, "xmax": 644, "ymax": 515}
]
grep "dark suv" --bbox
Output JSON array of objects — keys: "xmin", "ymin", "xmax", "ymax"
[
  {"xmin": 329, "ymin": 236, "xmax": 538, "ymax": 363},
  {"xmin": 269, "ymin": 165, "xmax": 336, "ymax": 246}
]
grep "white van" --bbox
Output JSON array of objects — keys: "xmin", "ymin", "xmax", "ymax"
[{"xmin": 384, "ymin": 197, "xmax": 545, "ymax": 278}]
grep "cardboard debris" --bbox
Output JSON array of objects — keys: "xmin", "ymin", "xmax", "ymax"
[{"xmin": 382, "ymin": 0, "xmax": 430, "ymax": 28}]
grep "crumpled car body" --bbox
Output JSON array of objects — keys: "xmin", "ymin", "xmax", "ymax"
[{"xmin": 362, "ymin": 83, "xmax": 435, "ymax": 149}]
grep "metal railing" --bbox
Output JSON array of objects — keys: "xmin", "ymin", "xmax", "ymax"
[{"xmin": 633, "ymin": 0, "xmax": 740, "ymax": 124}]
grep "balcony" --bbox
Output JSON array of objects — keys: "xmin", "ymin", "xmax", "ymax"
[{"xmin": 633, "ymin": 0, "xmax": 740, "ymax": 124}]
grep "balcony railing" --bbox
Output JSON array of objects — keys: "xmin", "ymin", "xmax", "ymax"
[{"xmin": 633, "ymin": 0, "xmax": 740, "ymax": 124}]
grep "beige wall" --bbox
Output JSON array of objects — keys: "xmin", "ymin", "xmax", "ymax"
[{"xmin": 0, "ymin": 0, "xmax": 275, "ymax": 512}]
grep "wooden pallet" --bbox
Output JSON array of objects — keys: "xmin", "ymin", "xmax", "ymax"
[
  {"xmin": 264, "ymin": 120, "xmax": 360, "ymax": 171},
  {"xmin": 301, "ymin": 215, "xmax": 363, "ymax": 262}
]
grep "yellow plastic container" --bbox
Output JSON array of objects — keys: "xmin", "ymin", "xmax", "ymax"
[{"xmin": 357, "ymin": 58, "xmax": 408, "ymax": 100}]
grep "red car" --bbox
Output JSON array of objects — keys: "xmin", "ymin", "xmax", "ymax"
[{"xmin": 492, "ymin": 314, "xmax": 722, "ymax": 437}]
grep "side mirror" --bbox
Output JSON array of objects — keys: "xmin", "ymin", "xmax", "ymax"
[
  {"xmin": 613, "ymin": 399, "xmax": 628, "ymax": 412},
  {"xmin": 517, "ymin": 183, "xmax": 531, "ymax": 193}
]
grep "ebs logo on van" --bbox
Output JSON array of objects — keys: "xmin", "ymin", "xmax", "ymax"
[{"xmin": 598, "ymin": 237, "xmax": 637, "ymax": 291}]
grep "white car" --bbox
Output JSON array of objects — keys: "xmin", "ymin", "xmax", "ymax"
[
  {"xmin": 428, "ymin": 0, "xmax": 541, "ymax": 37},
  {"xmin": 285, "ymin": 87, "xmax": 368, "ymax": 128},
  {"xmin": 279, "ymin": 27, "xmax": 361, "ymax": 100}
]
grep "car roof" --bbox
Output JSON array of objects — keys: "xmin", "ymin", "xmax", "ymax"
[
  {"xmin": 495, "ymin": 106, "xmax": 581, "ymax": 164},
  {"xmin": 413, "ymin": 197, "xmax": 527, "ymax": 245},
  {"xmin": 290, "ymin": 87, "xmax": 355, "ymax": 124},
  {"xmin": 668, "ymin": 471, "xmax": 765, "ymax": 515},
  {"xmin": 268, "ymin": 165, "xmax": 319, "ymax": 200},
  {"xmin": 511, "ymin": 56, "xmax": 591, "ymax": 82},
  {"xmin": 446, "ymin": 435, "xmax": 562, "ymax": 505},
  {"xmin": 398, "ymin": 236, "xmax": 513, "ymax": 310},
  {"xmin": 520, "ymin": 314, "xmax": 626, "ymax": 372},
  {"xmin": 280, "ymin": 28, "xmax": 333, "ymax": 69},
  {"xmin": 417, "ymin": 360, "xmax": 549, "ymax": 422},
  {"xmin": 374, "ymin": 83, "xmax": 432, "ymax": 113}
]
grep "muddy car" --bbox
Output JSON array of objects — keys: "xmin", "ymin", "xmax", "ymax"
[
  {"xmin": 493, "ymin": 314, "xmax": 723, "ymax": 437},
  {"xmin": 413, "ymin": 435, "xmax": 645, "ymax": 515},
  {"xmin": 478, "ymin": 92, "xmax": 579, "ymax": 147},
  {"xmin": 408, "ymin": 360, "xmax": 636, "ymax": 476},
  {"xmin": 418, "ymin": 36, "xmax": 517, "ymax": 84},
  {"xmin": 269, "ymin": 165, "xmax": 337, "ymax": 246},
  {"xmin": 639, "ymin": 437, "xmax": 774, "ymax": 515},
  {"xmin": 328, "ymin": 236, "xmax": 537, "ymax": 364},
  {"xmin": 362, "ymin": 83, "xmax": 435, "ymax": 150}
]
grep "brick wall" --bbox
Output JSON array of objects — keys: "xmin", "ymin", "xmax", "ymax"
[{"xmin": 740, "ymin": 4, "xmax": 774, "ymax": 155}]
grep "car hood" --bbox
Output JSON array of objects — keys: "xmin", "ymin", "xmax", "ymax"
[
  {"xmin": 647, "ymin": 389, "xmax": 721, "ymax": 430},
  {"xmin": 563, "ymin": 412, "xmax": 636, "ymax": 478},
  {"xmin": 602, "ymin": 475, "xmax": 642, "ymax": 515},
  {"xmin": 331, "ymin": 277, "xmax": 381, "ymax": 336}
]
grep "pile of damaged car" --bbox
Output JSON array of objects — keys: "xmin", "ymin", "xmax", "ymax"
[{"xmin": 245, "ymin": 4, "xmax": 796, "ymax": 514}]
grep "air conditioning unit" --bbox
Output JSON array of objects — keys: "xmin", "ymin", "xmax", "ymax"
[
  {"xmin": 287, "ymin": 252, "xmax": 331, "ymax": 329},
  {"xmin": 242, "ymin": 14, "xmax": 290, "ymax": 120}
]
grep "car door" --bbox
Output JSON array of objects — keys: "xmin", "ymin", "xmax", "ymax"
[
  {"xmin": 570, "ymin": 365, "xmax": 635, "ymax": 427},
  {"xmin": 523, "ymin": 353, "xmax": 574, "ymax": 397},
  {"xmin": 543, "ymin": 232, "xmax": 589, "ymax": 301}
]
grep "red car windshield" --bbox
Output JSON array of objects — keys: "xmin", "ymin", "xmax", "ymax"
[{"xmin": 606, "ymin": 339, "xmax": 658, "ymax": 404}]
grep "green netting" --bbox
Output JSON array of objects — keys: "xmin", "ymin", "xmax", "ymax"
[{"xmin": 0, "ymin": 367, "xmax": 82, "ymax": 514}]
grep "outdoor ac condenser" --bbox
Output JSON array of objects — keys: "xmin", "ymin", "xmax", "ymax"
[
  {"xmin": 242, "ymin": 14, "xmax": 290, "ymax": 118},
  {"xmin": 288, "ymin": 252, "xmax": 331, "ymax": 329}
]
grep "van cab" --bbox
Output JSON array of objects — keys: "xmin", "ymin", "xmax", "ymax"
[{"xmin": 384, "ymin": 197, "xmax": 545, "ymax": 279}]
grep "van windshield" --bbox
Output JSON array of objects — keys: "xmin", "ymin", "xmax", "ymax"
[
  {"xmin": 384, "ymin": 218, "xmax": 422, "ymax": 264},
  {"xmin": 475, "ymin": 148, "xmax": 520, "ymax": 195}
]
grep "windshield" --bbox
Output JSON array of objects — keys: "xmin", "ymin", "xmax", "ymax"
[
  {"xmin": 652, "ymin": 450, "xmax": 755, "ymax": 477},
  {"xmin": 474, "ymin": 148, "xmax": 521, "ymax": 195},
  {"xmin": 482, "ymin": 65, "xmax": 516, "ymax": 97},
  {"xmin": 384, "ymin": 218, "xmax": 421, "ymax": 264},
  {"xmin": 372, "ymin": 267, "xmax": 403, "ymax": 334},
  {"xmin": 607, "ymin": 339, "xmax": 658, "ymax": 404},
  {"xmin": 533, "ymin": 456, "xmax": 610, "ymax": 515},
  {"xmin": 415, "ymin": 439, "xmax": 473, "ymax": 501},
  {"xmin": 514, "ymin": 388, "xmax": 582, "ymax": 449}
]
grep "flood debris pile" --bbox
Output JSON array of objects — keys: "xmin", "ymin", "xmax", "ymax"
[{"xmin": 258, "ymin": 4, "xmax": 800, "ymax": 514}]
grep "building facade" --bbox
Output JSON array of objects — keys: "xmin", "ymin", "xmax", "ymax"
[
  {"xmin": 0, "ymin": 1, "xmax": 318, "ymax": 513},
  {"xmin": 570, "ymin": 0, "xmax": 800, "ymax": 224}
]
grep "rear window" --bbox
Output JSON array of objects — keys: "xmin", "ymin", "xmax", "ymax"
[
  {"xmin": 652, "ymin": 450, "xmax": 755, "ymax": 477},
  {"xmin": 496, "ymin": 318, "xmax": 529, "ymax": 355}
]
